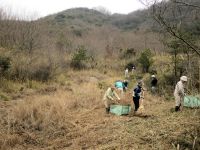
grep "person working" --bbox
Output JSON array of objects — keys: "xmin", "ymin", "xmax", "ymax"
[
  {"xmin": 151, "ymin": 75, "xmax": 158, "ymax": 94},
  {"xmin": 132, "ymin": 66, "xmax": 135, "ymax": 74},
  {"xmin": 174, "ymin": 76, "xmax": 187, "ymax": 112},
  {"xmin": 103, "ymin": 85, "xmax": 121, "ymax": 114},
  {"xmin": 115, "ymin": 80, "xmax": 127, "ymax": 97},
  {"xmin": 123, "ymin": 80, "xmax": 129, "ymax": 91},
  {"xmin": 125, "ymin": 68, "xmax": 129, "ymax": 78},
  {"xmin": 132, "ymin": 81, "xmax": 144, "ymax": 112}
]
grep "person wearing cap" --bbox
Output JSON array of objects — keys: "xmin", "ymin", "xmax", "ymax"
[
  {"xmin": 151, "ymin": 75, "xmax": 158, "ymax": 94},
  {"xmin": 103, "ymin": 85, "xmax": 121, "ymax": 114},
  {"xmin": 174, "ymin": 76, "xmax": 187, "ymax": 112},
  {"xmin": 132, "ymin": 81, "xmax": 144, "ymax": 112}
]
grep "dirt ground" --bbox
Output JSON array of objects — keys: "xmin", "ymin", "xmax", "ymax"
[{"xmin": 0, "ymin": 90, "xmax": 200, "ymax": 150}]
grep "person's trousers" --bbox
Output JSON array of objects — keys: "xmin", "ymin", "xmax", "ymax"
[
  {"xmin": 133, "ymin": 97, "xmax": 140, "ymax": 111},
  {"xmin": 174, "ymin": 94, "xmax": 183, "ymax": 111},
  {"xmin": 103, "ymin": 99, "xmax": 115, "ymax": 113}
]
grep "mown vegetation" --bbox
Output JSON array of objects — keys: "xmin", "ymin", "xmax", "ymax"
[{"xmin": 0, "ymin": 0, "xmax": 199, "ymax": 149}]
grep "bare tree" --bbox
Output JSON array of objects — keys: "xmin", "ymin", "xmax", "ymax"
[
  {"xmin": 139, "ymin": 0, "xmax": 200, "ymax": 56},
  {"xmin": 139, "ymin": 0, "xmax": 200, "ymax": 93}
]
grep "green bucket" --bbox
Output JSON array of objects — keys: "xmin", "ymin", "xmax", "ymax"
[
  {"xmin": 110, "ymin": 104, "xmax": 131, "ymax": 116},
  {"xmin": 184, "ymin": 95, "xmax": 200, "ymax": 108}
]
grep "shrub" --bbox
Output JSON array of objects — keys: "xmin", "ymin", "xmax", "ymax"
[
  {"xmin": 70, "ymin": 46, "xmax": 89, "ymax": 70},
  {"xmin": 0, "ymin": 56, "xmax": 10, "ymax": 75},
  {"xmin": 138, "ymin": 48, "xmax": 153, "ymax": 73}
]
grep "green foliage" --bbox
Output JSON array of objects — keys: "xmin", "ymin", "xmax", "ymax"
[
  {"xmin": 0, "ymin": 56, "xmax": 10, "ymax": 74},
  {"xmin": 138, "ymin": 48, "xmax": 153, "ymax": 73},
  {"xmin": 71, "ymin": 46, "xmax": 89, "ymax": 69},
  {"xmin": 0, "ymin": 92, "xmax": 9, "ymax": 101}
]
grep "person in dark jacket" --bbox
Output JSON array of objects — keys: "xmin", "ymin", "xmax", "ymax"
[
  {"xmin": 132, "ymin": 81, "xmax": 144, "ymax": 111},
  {"xmin": 151, "ymin": 75, "xmax": 158, "ymax": 94},
  {"xmin": 123, "ymin": 80, "xmax": 129, "ymax": 91}
]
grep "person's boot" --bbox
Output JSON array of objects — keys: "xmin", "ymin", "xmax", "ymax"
[
  {"xmin": 175, "ymin": 106, "xmax": 180, "ymax": 112},
  {"xmin": 106, "ymin": 107, "xmax": 110, "ymax": 114}
]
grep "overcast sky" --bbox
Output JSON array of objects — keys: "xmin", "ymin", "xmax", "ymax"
[{"xmin": 0, "ymin": 0, "xmax": 146, "ymax": 19}]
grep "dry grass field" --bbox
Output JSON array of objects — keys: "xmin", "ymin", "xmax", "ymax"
[{"xmin": 0, "ymin": 70, "xmax": 199, "ymax": 150}]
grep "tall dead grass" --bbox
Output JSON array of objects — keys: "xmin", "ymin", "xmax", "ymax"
[{"xmin": 1, "ymin": 72, "xmax": 105, "ymax": 149}]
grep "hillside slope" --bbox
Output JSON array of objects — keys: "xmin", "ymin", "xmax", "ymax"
[{"xmin": 0, "ymin": 70, "xmax": 199, "ymax": 150}]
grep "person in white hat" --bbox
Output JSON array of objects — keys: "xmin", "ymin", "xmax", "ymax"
[
  {"xmin": 174, "ymin": 76, "xmax": 187, "ymax": 111},
  {"xmin": 151, "ymin": 75, "xmax": 158, "ymax": 94}
]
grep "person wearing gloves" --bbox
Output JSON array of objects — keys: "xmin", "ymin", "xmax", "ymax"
[
  {"xmin": 103, "ymin": 85, "xmax": 121, "ymax": 114},
  {"xmin": 174, "ymin": 76, "xmax": 187, "ymax": 112},
  {"xmin": 132, "ymin": 81, "xmax": 144, "ymax": 112}
]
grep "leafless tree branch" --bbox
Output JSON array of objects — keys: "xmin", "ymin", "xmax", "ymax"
[
  {"xmin": 139, "ymin": 0, "xmax": 200, "ymax": 56},
  {"xmin": 153, "ymin": 14, "xmax": 200, "ymax": 56},
  {"xmin": 172, "ymin": 0, "xmax": 200, "ymax": 9}
]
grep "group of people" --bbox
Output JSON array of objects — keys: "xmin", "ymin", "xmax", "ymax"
[
  {"xmin": 103, "ymin": 79, "xmax": 145, "ymax": 114},
  {"xmin": 103, "ymin": 72, "xmax": 188, "ymax": 114}
]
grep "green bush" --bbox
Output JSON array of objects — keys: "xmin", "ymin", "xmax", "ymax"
[
  {"xmin": 0, "ymin": 56, "xmax": 11, "ymax": 75},
  {"xmin": 70, "ymin": 46, "xmax": 89, "ymax": 70},
  {"xmin": 138, "ymin": 48, "xmax": 153, "ymax": 73}
]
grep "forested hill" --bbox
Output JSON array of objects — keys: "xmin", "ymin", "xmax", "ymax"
[
  {"xmin": 38, "ymin": 0, "xmax": 200, "ymax": 32},
  {"xmin": 38, "ymin": 7, "xmax": 150, "ymax": 31},
  {"xmin": 0, "ymin": 0, "xmax": 199, "ymax": 58}
]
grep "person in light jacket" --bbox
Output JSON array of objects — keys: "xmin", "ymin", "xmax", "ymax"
[
  {"xmin": 103, "ymin": 86, "xmax": 121, "ymax": 113},
  {"xmin": 125, "ymin": 68, "xmax": 129, "ymax": 78},
  {"xmin": 174, "ymin": 76, "xmax": 187, "ymax": 112}
]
